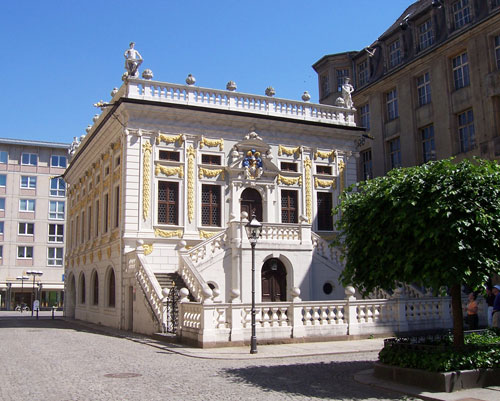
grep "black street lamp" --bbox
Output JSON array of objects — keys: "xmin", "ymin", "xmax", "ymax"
[
  {"xmin": 27, "ymin": 270, "xmax": 43, "ymax": 316},
  {"xmin": 245, "ymin": 213, "xmax": 262, "ymax": 354}
]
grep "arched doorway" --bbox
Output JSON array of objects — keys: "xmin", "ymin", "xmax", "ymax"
[
  {"xmin": 241, "ymin": 188, "xmax": 263, "ymax": 221},
  {"xmin": 261, "ymin": 258, "xmax": 287, "ymax": 302}
]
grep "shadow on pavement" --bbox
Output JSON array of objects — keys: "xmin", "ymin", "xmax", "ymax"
[{"xmin": 222, "ymin": 361, "xmax": 400, "ymax": 400}]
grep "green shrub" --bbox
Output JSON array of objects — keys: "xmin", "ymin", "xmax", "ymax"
[{"xmin": 379, "ymin": 329, "xmax": 500, "ymax": 372}]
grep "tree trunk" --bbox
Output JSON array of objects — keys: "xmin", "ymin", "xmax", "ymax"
[{"xmin": 450, "ymin": 283, "xmax": 464, "ymax": 347}]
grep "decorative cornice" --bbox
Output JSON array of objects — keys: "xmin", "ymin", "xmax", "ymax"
[
  {"xmin": 142, "ymin": 141, "xmax": 152, "ymax": 220},
  {"xmin": 156, "ymin": 133, "xmax": 184, "ymax": 146},
  {"xmin": 278, "ymin": 145, "xmax": 301, "ymax": 157},
  {"xmin": 155, "ymin": 164, "xmax": 184, "ymax": 178},
  {"xmin": 277, "ymin": 174, "xmax": 302, "ymax": 186},
  {"xmin": 199, "ymin": 136, "xmax": 223, "ymax": 151},
  {"xmin": 314, "ymin": 149, "xmax": 335, "ymax": 161},
  {"xmin": 154, "ymin": 228, "xmax": 184, "ymax": 238},
  {"xmin": 198, "ymin": 167, "xmax": 225, "ymax": 180},
  {"xmin": 315, "ymin": 177, "xmax": 336, "ymax": 189}
]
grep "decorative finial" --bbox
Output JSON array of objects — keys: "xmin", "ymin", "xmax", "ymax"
[
  {"xmin": 265, "ymin": 86, "xmax": 276, "ymax": 97},
  {"xmin": 142, "ymin": 69, "xmax": 154, "ymax": 80},
  {"xmin": 226, "ymin": 81, "xmax": 237, "ymax": 91},
  {"xmin": 92, "ymin": 114, "xmax": 99, "ymax": 123},
  {"xmin": 86, "ymin": 125, "xmax": 92, "ymax": 133},
  {"xmin": 110, "ymin": 88, "xmax": 118, "ymax": 97},
  {"xmin": 186, "ymin": 74, "xmax": 196, "ymax": 85},
  {"xmin": 301, "ymin": 91, "xmax": 311, "ymax": 102}
]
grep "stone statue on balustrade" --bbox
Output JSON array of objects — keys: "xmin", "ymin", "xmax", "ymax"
[
  {"xmin": 341, "ymin": 77, "xmax": 355, "ymax": 109},
  {"xmin": 124, "ymin": 42, "xmax": 143, "ymax": 78}
]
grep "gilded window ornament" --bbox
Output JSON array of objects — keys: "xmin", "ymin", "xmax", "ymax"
[
  {"xmin": 199, "ymin": 230, "xmax": 220, "ymax": 239},
  {"xmin": 142, "ymin": 244, "xmax": 153, "ymax": 255},
  {"xmin": 97, "ymin": 250, "xmax": 102, "ymax": 261},
  {"xmin": 278, "ymin": 145, "xmax": 301, "ymax": 157},
  {"xmin": 315, "ymin": 177, "xmax": 336, "ymax": 189},
  {"xmin": 156, "ymin": 133, "xmax": 184, "ymax": 146},
  {"xmin": 304, "ymin": 158, "xmax": 312, "ymax": 224},
  {"xmin": 154, "ymin": 228, "xmax": 184, "ymax": 238},
  {"xmin": 89, "ymin": 252, "xmax": 94, "ymax": 263},
  {"xmin": 107, "ymin": 247, "xmax": 111, "ymax": 259},
  {"xmin": 199, "ymin": 136, "xmax": 224, "ymax": 151},
  {"xmin": 338, "ymin": 159, "xmax": 346, "ymax": 192},
  {"xmin": 314, "ymin": 149, "xmax": 335, "ymax": 161},
  {"xmin": 187, "ymin": 146, "xmax": 196, "ymax": 223},
  {"xmin": 198, "ymin": 167, "xmax": 225, "ymax": 180},
  {"xmin": 142, "ymin": 141, "xmax": 152, "ymax": 220},
  {"xmin": 277, "ymin": 174, "xmax": 302, "ymax": 186},
  {"xmin": 155, "ymin": 164, "xmax": 184, "ymax": 178}
]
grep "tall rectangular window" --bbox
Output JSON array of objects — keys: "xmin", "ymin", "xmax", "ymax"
[
  {"xmin": 158, "ymin": 181, "xmax": 178, "ymax": 225},
  {"xmin": 358, "ymin": 60, "xmax": 368, "ymax": 87},
  {"xmin": 103, "ymin": 193, "xmax": 109, "ymax": 233},
  {"xmin": 418, "ymin": 19, "xmax": 434, "ymax": 51},
  {"xmin": 19, "ymin": 222, "xmax": 34, "ymax": 235},
  {"xmin": 359, "ymin": 104, "xmax": 370, "ymax": 130},
  {"xmin": 421, "ymin": 125, "xmax": 436, "ymax": 163},
  {"xmin": 0, "ymin": 175, "xmax": 6, "ymax": 187},
  {"xmin": 389, "ymin": 40, "xmax": 402, "ymax": 68},
  {"xmin": 388, "ymin": 137, "xmax": 402, "ymax": 169},
  {"xmin": 0, "ymin": 151, "xmax": 7, "ymax": 164},
  {"xmin": 361, "ymin": 149, "xmax": 373, "ymax": 180},
  {"xmin": 81, "ymin": 211, "xmax": 85, "ymax": 243},
  {"xmin": 458, "ymin": 109, "xmax": 475, "ymax": 153},
  {"xmin": 18, "ymin": 246, "xmax": 33, "ymax": 259},
  {"xmin": 201, "ymin": 154, "xmax": 222, "ymax": 165},
  {"xmin": 201, "ymin": 185, "xmax": 221, "ymax": 227},
  {"xmin": 453, "ymin": 0, "xmax": 471, "ymax": 30},
  {"xmin": 336, "ymin": 69, "xmax": 349, "ymax": 92},
  {"xmin": 48, "ymin": 247, "xmax": 63, "ymax": 266},
  {"xmin": 48, "ymin": 224, "xmax": 64, "ymax": 242},
  {"xmin": 114, "ymin": 186, "xmax": 120, "ymax": 228},
  {"xmin": 88, "ymin": 206, "xmax": 92, "ymax": 241},
  {"xmin": 49, "ymin": 200, "xmax": 65, "ymax": 219},
  {"xmin": 317, "ymin": 192, "xmax": 333, "ymax": 231},
  {"xmin": 21, "ymin": 153, "xmax": 38, "ymax": 166},
  {"xmin": 417, "ymin": 72, "xmax": 431, "ymax": 106},
  {"xmin": 19, "ymin": 199, "xmax": 35, "ymax": 211},
  {"xmin": 20, "ymin": 176, "xmax": 37, "ymax": 189},
  {"xmin": 51, "ymin": 155, "xmax": 67, "ymax": 168},
  {"xmin": 50, "ymin": 177, "xmax": 66, "ymax": 197},
  {"xmin": 281, "ymin": 190, "xmax": 298, "ymax": 224},
  {"xmin": 0, "ymin": 245, "xmax": 3, "ymax": 258},
  {"xmin": 495, "ymin": 34, "xmax": 500, "ymax": 70},
  {"xmin": 386, "ymin": 89, "xmax": 399, "ymax": 121},
  {"xmin": 95, "ymin": 199, "xmax": 100, "ymax": 236},
  {"xmin": 452, "ymin": 52, "xmax": 470, "ymax": 90}
]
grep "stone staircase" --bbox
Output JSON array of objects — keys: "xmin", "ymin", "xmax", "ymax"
[{"xmin": 154, "ymin": 272, "xmax": 194, "ymax": 301}]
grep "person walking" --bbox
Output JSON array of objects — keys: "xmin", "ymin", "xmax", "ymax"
[{"xmin": 465, "ymin": 292, "xmax": 479, "ymax": 330}]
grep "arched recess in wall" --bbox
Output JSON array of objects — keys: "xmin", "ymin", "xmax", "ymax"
[
  {"xmin": 91, "ymin": 269, "xmax": 99, "ymax": 306},
  {"xmin": 261, "ymin": 258, "xmax": 287, "ymax": 302},
  {"xmin": 241, "ymin": 187, "xmax": 263, "ymax": 221},
  {"xmin": 106, "ymin": 266, "xmax": 116, "ymax": 308},
  {"xmin": 79, "ymin": 271, "xmax": 86, "ymax": 304},
  {"xmin": 67, "ymin": 273, "xmax": 76, "ymax": 318}
]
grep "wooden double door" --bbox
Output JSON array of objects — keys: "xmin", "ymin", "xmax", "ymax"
[{"xmin": 261, "ymin": 258, "xmax": 287, "ymax": 302}]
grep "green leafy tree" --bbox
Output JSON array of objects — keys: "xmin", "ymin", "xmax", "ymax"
[{"xmin": 335, "ymin": 158, "xmax": 500, "ymax": 346}]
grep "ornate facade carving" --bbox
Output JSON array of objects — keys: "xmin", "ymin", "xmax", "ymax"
[
  {"xmin": 156, "ymin": 133, "xmax": 184, "ymax": 146},
  {"xmin": 304, "ymin": 158, "xmax": 312, "ymax": 224},
  {"xmin": 187, "ymin": 146, "xmax": 196, "ymax": 223},
  {"xmin": 154, "ymin": 228, "xmax": 183, "ymax": 238},
  {"xmin": 277, "ymin": 174, "xmax": 302, "ymax": 186},
  {"xmin": 155, "ymin": 164, "xmax": 184, "ymax": 178},
  {"xmin": 199, "ymin": 230, "xmax": 220, "ymax": 239},
  {"xmin": 142, "ymin": 141, "xmax": 152, "ymax": 220},
  {"xmin": 315, "ymin": 177, "xmax": 336, "ymax": 189},
  {"xmin": 338, "ymin": 159, "xmax": 346, "ymax": 192},
  {"xmin": 199, "ymin": 136, "xmax": 223, "ymax": 151},
  {"xmin": 142, "ymin": 244, "xmax": 153, "ymax": 255},
  {"xmin": 198, "ymin": 167, "xmax": 225, "ymax": 180},
  {"xmin": 314, "ymin": 149, "xmax": 335, "ymax": 161},
  {"xmin": 278, "ymin": 145, "xmax": 301, "ymax": 157}
]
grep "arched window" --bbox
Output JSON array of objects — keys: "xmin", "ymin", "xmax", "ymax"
[
  {"xmin": 92, "ymin": 270, "xmax": 99, "ymax": 305},
  {"xmin": 108, "ymin": 269, "xmax": 115, "ymax": 308},
  {"xmin": 79, "ymin": 273, "xmax": 86, "ymax": 304}
]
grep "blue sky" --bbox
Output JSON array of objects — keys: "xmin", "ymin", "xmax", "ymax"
[{"xmin": 1, "ymin": 1, "xmax": 412, "ymax": 144}]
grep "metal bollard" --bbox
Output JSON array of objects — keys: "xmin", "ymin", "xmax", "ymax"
[
  {"xmin": 36, "ymin": 309, "xmax": 39, "ymax": 320},
  {"xmin": 52, "ymin": 306, "xmax": 55, "ymax": 319}
]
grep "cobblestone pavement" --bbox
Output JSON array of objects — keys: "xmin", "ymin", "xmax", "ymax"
[{"xmin": 0, "ymin": 315, "xmax": 411, "ymax": 401}]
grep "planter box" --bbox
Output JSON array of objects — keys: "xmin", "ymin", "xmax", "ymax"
[{"xmin": 374, "ymin": 362, "xmax": 500, "ymax": 392}]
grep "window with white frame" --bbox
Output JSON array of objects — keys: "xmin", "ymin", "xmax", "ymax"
[
  {"xmin": 18, "ymin": 246, "xmax": 33, "ymax": 259},
  {"xmin": 386, "ymin": 89, "xmax": 399, "ymax": 121},
  {"xmin": 0, "ymin": 151, "xmax": 7, "ymax": 164},
  {"xmin": 453, "ymin": 0, "xmax": 471, "ymax": 30},
  {"xmin": 0, "ymin": 198, "xmax": 5, "ymax": 210},
  {"xmin": 495, "ymin": 34, "xmax": 500, "ymax": 70},
  {"xmin": 358, "ymin": 60, "xmax": 369, "ymax": 87},
  {"xmin": 48, "ymin": 247, "xmax": 63, "ymax": 266},
  {"xmin": 388, "ymin": 137, "xmax": 402, "ymax": 169},
  {"xmin": 336, "ymin": 68, "xmax": 349, "ymax": 92},
  {"xmin": 18, "ymin": 222, "xmax": 34, "ymax": 236},
  {"xmin": 452, "ymin": 52, "xmax": 470, "ymax": 89},
  {"xmin": 50, "ymin": 177, "xmax": 66, "ymax": 197},
  {"xmin": 421, "ymin": 125, "xmax": 436, "ymax": 163},
  {"xmin": 49, "ymin": 223, "xmax": 64, "ymax": 243},
  {"xmin": 418, "ymin": 19, "xmax": 434, "ymax": 51},
  {"xmin": 19, "ymin": 199, "xmax": 35, "ymax": 212},
  {"xmin": 21, "ymin": 153, "xmax": 38, "ymax": 166},
  {"xmin": 20, "ymin": 176, "xmax": 36, "ymax": 189},
  {"xmin": 51, "ymin": 155, "xmax": 67, "ymax": 168},
  {"xmin": 49, "ymin": 200, "xmax": 65, "ymax": 219},
  {"xmin": 458, "ymin": 109, "xmax": 475, "ymax": 153},
  {"xmin": 201, "ymin": 185, "xmax": 221, "ymax": 227},
  {"xmin": 359, "ymin": 104, "xmax": 370, "ymax": 130},
  {"xmin": 417, "ymin": 72, "xmax": 431, "ymax": 106},
  {"xmin": 388, "ymin": 40, "xmax": 402, "ymax": 68},
  {"xmin": 0, "ymin": 174, "xmax": 6, "ymax": 187}
]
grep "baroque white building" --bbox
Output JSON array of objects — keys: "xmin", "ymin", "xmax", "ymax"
[{"xmin": 64, "ymin": 52, "xmax": 461, "ymax": 347}]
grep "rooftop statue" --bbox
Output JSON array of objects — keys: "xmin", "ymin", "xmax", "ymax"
[
  {"xmin": 124, "ymin": 42, "xmax": 143, "ymax": 78},
  {"xmin": 341, "ymin": 77, "xmax": 355, "ymax": 109}
]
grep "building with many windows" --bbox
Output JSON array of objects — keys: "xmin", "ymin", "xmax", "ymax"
[
  {"xmin": 0, "ymin": 138, "xmax": 69, "ymax": 310},
  {"xmin": 313, "ymin": 0, "xmax": 500, "ymax": 180}
]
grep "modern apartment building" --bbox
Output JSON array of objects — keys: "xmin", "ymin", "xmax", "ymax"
[
  {"xmin": 313, "ymin": 0, "xmax": 500, "ymax": 180},
  {"xmin": 0, "ymin": 138, "xmax": 69, "ymax": 310}
]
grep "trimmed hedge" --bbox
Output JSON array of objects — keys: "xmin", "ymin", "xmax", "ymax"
[{"xmin": 379, "ymin": 329, "xmax": 500, "ymax": 372}]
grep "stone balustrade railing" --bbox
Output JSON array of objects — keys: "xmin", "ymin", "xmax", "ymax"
[
  {"xmin": 185, "ymin": 230, "xmax": 227, "ymax": 265},
  {"xmin": 126, "ymin": 79, "xmax": 356, "ymax": 127},
  {"xmin": 176, "ymin": 295, "xmax": 471, "ymax": 347},
  {"xmin": 260, "ymin": 223, "xmax": 302, "ymax": 241},
  {"xmin": 311, "ymin": 232, "xmax": 340, "ymax": 264},
  {"xmin": 178, "ymin": 256, "xmax": 213, "ymax": 303}
]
